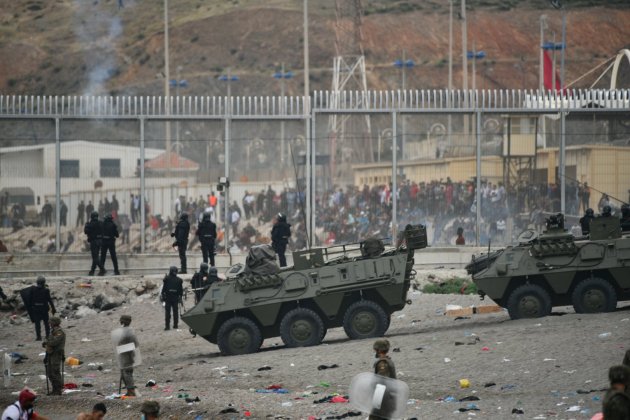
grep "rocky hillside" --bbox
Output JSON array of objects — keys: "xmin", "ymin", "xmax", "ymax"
[{"xmin": 1, "ymin": 0, "xmax": 629, "ymax": 97}]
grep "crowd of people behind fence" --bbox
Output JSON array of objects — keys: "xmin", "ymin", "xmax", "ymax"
[{"xmin": 3, "ymin": 176, "xmax": 630, "ymax": 253}]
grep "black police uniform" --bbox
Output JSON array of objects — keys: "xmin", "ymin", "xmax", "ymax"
[
  {"xmin": 100, "ymin": 218, "xmax": 120, "ymax": 275},
  {"xmin": 84, "ymin": 216, "xmax": 104, "ymax": 275},
  {"xmin": 621, "ymin": 206, "xmax": 630, "ymax": 232},
  {"xmin": 173, "ymin": 216, "xmax": 190, "ymax": 273},
  {"xmin": 196, "ymin": 217, "xmax": 217, "ymax": 266},
  {"xmin": 30, "ymin": 284, "xmax": 56, "ymax": 340},
  {"xmin": 579, "ymin": 214, "xmax": 594, "ymax": 235},
  {"xmin": 271, "ymin": 218, "xmax": 292, "ymax": 267},
  {"xmin": 162, "ymin": 273, "xmax": 183, "ymax": 329}
]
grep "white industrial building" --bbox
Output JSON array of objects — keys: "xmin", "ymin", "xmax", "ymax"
[{"xmin": 0, "ymin": 141, "xmax": 199, "ymax": 220}]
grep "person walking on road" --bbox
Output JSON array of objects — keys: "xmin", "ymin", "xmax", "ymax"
[
  {"xmin": 161, "ymin": 266, "xmax": 183, "ymax": 330},
  {"xmin": 172, "ymin": 213, "xmax": 190, "ymax": 274}
]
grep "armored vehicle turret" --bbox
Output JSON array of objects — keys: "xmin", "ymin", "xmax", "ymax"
[
  {"xmin": 182, "ymin": 225, "xmax": 427, "ymax": 355},
  {"xmin": 467, "ymin": 213, "xmax": 630, "ymax": 320}
]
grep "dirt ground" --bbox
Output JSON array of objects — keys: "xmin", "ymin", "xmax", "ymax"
[{"xmin": 0, "ymin": 274, "xmax": 628, "ymax": 420}]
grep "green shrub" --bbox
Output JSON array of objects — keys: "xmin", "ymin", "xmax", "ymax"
[{"xmin": 422, "ymin": 277, "xmax": 477, "ymax": 295}]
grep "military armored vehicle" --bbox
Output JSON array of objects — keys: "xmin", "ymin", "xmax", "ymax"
[
  {"xmin": 467, "ymin": 213, "xmax": 630, "ymax": 320},
  {"xmin": 181, "ymin": 225, "xmax": 427, "ymax": 355}
]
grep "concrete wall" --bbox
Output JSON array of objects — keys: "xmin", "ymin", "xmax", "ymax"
[{"xmin": 0, "ymin": 246, "xmax": 487, "ymax": 279}]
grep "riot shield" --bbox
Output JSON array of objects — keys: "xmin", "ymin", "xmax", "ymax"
[
  {"xmin": 3, "ymin": 352, "xmax": 10, "ymax": 387},
  {"xmin": 111, "ymin": 327, "xmax": 142, "ymax": 369},
  {"xmin": 349, "ymin": 372, "xmax": 409, "ymax": 420}
]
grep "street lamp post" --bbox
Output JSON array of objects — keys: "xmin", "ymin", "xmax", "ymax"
[
  {"xmin": 217, "ymin": 68, "xmax": 238, "ymax": 251},
  {"xmin": 170, "ymin": 66, "xmax": 189, "ymax": 145},
  {"xmin": 273, "ymin": 63, "xmax": 294, "ymax": 164},
  {"xmin": 164, "ymin": 0, "xmax": 171, "ymax": 176},
  {"xmin": 393, "ymin": 52, "xmax": 415, "ymax": 161}
]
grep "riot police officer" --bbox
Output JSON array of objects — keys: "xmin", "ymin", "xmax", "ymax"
[
  {"xmin": 191, "ymin": 263, "xmax": 209, "ymax": 304},
  {"xmin": 601, "ymin": 205, "xmax": 613, "ymax": 218},
  {"xmin": 620, "ymin": 203, "xmax": 630, "ymax": 232},
  {"xmin": 29, "ymin": 276, "xmax": 56, "ymax": 341},
  {"xmin": 172, "ymin": 213, "xmax": 190, "ymax": 274},
  {"xmin": 196, "ymin": 212, "xmax": 217, "ymax": 266},
  {"xmin": 100, "ymin": 214, "xmax": 120, "ymax": 275},
  {"xmin": 271, "ymin": 213, "xmax": 291, "ymax": 267},
  {"xmin": 84, "ymin": 211, "xmax": 105, "ymax": 275},
  {"xmin": 579, "ymin": 208, "xmax": 595, "ymax": 236},
  {"xmin": 161, "ymin": 266, "xmax": 183, "ymax": 330}
]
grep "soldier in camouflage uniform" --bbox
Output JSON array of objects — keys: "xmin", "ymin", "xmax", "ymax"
[
  {"xmin": 369, "ymin": 339, "xmax": 397, "ymax": 420},
  {"xmin": 43, "ymin": 316, "xmax": 65, "ymax": 395}
]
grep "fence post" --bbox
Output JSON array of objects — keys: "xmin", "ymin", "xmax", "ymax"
[
  {"xmin": 224, "ymin": 114, "xmax": 230, "ymax": 252},
  {"xmin": 306, "ymin": 112, "xmax": 312, "ymax": 248},
  {"xmin": 476, "ymin": 111, "xmax": 482, "ymax": 246},
  {"xmin": 55, "ymin": 118, "xmax": 61, "ymax": 253},
  {"xmin": 391, "ymin": 111, "xmax": 398, "ymax": 244},
  {"xmin": 140, "ymin": 117, "xmax": 146, "ymax": 253}
]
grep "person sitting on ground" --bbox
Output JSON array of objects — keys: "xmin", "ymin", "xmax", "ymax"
[
  {"xmin": 76, "ymin": 403, "xmax": 107, "ymax": 420},
  {"xmin": 140, "ymin": 400, "xmax": 160, "ymax": 419},
  {"xmin": 602, "ymin": 365, "xmax": 630, "ymax": 419},
  {"xmin": 1, "ymin": 387, "xmax": 50, "ymax": 420}
]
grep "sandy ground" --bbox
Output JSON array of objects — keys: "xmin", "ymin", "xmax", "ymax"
[{"xmin": 0, "ymin": 274, "xmax": 629, "ymax": 420}]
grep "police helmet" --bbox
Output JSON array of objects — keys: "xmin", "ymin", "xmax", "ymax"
[
  {"xmin": 202, "ymin": 212, "xmax": 211, "ymax": 221},
  {"xmin": 200, "ymin": 263, "xmax": 209, "ymax": 273},
  {"xmin": 90, "ymin": 211, "xmax": 99, "ymax": 220},
  {"xmin": 120, "ymin": 315, "xmax": 132, "ymax": 325},
  {"xmin": 169, "ymin": 266, "xmax": 178, "ymax": 275},
  {"xmin": 277, "ymin": 212, "xmax": 286, "ymax": 222},
  {"xmin": 104, "ymin": 214, "xmax": 113, "ymax": 221},
  {"xmin": 373, "ymin": 339, "xmax": 390, "ymax": 352},
  {"xmin": 49, "ymin": 316, "xmax": 61, "ymax": 326},
  {"xmin": 36, "ymin": 276, "xmax": 46, "ymax": 286},
  {"xmin": 180, "ymin": 213, "xmax": 189, "ymax": 220},
  {"xmin": 603, "ymin": 205, "xmax": 612, "ymax": 216},
  {"xmin": 209, "ymin": 267, "xmax": 218, "ymax": 276},
  {"xmin": 621, "ymin": 203, "xmax": 630, "ymax": 215},
  {"xmin": 585, "ymin": 208, "xmax": 594, "ymax": 217}
]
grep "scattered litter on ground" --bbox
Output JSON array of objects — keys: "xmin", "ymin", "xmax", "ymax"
[
  {"xmin": 317, "ymin": 364, "xmax": 339, "ymax": 370},
  {"xmin": 258, "ymin": 365, "xmax": 272, "ymax": 371}
]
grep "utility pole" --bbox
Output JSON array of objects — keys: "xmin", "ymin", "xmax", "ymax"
[
  {"xmin": 461, "ymin": 0, "xmax": 469, "ymax": 140},
  {"xmin": 164, "ymin": 0, "xmax": 171, "ymax": 176},
  {"xmin": 448, "ymin": 0, "xmax": 453, "ymax": 148},
  {"xmin": 539, "ymin": 15, "xmax": 547, "ymax": 149}
]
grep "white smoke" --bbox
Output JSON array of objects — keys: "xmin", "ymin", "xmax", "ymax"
[{"xmin": 73, "ymin": 1, "xmax": 124, "ymax": 96}]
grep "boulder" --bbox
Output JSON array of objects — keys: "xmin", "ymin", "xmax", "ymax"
[
  {"xmin": 144, "ymin": 279, "xmax": 156, "ymax": 290},
  {"xmin": 75, "ymin": 306, "xmax": 98, "ymax": 318},
  {"xmin": 92, "ymin": 293, "xmax": 124, "ymax": 311},
  {"xmin": 135, "ymin": 285, "xmax": 146, "ymax": 295}
]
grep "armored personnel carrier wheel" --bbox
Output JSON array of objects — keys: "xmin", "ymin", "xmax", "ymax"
[
  {"xmin": 280, "ymin": 307, "xmax": 325, "ymax": 348},
  {"xmin": 217, "ymin": 316, "xmax": 263, "ymax": 355},
  {"xmin": 506, "ymin": 284, "xmax": 552, "ymax": 320},
  {"xmin": 571, "ymin": 277, "xmax": 617, "ymax": 314},
  {"xmin": 343, "ymin": 300, "xmax": 389, "ymax": 339}
]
